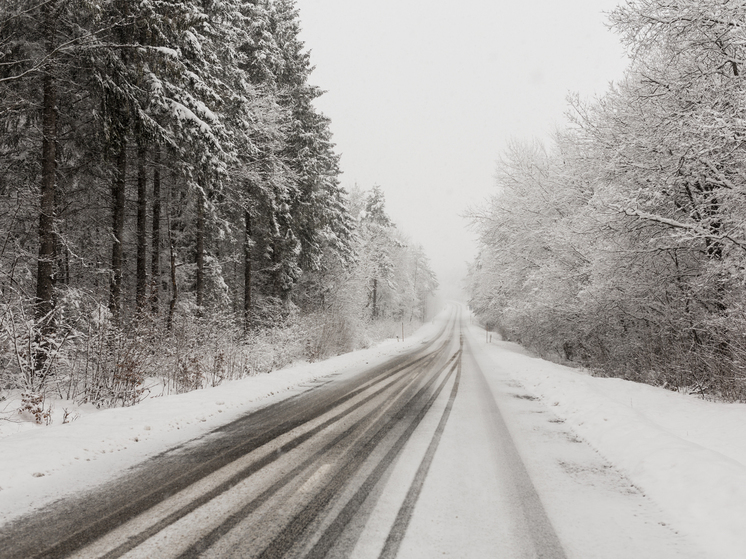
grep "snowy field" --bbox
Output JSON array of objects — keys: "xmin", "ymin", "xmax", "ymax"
[{"xmin": 2, "ymin": 308, "xmax": 746, "ymax": 559}]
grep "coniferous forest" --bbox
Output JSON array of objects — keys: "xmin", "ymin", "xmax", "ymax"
[
  {"xmin": 0, "ymin": 0, "xmax": 437, "ymax": 411},
  {"xmin": 467, "ymin": 0, "xmax": 746, "ymax": 400}
]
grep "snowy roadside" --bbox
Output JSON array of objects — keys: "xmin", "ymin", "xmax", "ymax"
[
  {"xmin": 0, "ymin": 317, "xmax": 443, "ymax": 526},
  {"xmin": 467, "ymin": 319, "xmax": 746, "ymax": 559}
]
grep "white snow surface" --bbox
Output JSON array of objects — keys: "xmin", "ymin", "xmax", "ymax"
[
  {"xmin": 471, "ymin": 321, "xmax": 746, "ymax": 559},
  {"xmin": 1, "ymin": 309, "xmax": 745, "ymax": 559}
]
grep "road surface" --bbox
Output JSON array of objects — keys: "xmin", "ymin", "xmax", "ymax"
[{"xmin": 0, "ymin": 306, "xmax": 699, "ymax": 558}]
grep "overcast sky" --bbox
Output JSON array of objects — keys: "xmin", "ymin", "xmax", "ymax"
[{"xmin": 295, "ymin": 0, "xmax": 630, "ymax": 299}]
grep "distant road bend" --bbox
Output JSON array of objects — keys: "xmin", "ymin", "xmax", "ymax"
[{"xmin": 0, "ymin": 306, "xmax": 567, "ymax": 558}]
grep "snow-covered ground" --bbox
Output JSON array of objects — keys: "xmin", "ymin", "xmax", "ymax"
[
  {"xmin": 469, "ymin": 320, "xmax": 746, "ymax": 559},
  {"xmin": 2, "ymin": 307, "xmax": 746, "ymax": 559}
]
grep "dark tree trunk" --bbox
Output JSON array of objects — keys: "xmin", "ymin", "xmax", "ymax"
[
  {"xmin": 34, "ymin": 1, "xmax": 58, "ymax": 379},
  {"xmin": 63, "ymin": 244, "xmax": 70, "ymax": 285},
  {"xmin": 150, "ymin": 144, "xmax": 161, "ymax": 314},
  {"xmin": 272, "ymin": 242, "xmax": 280, "ymax": 298},
  {"xmin": 196, "ymin": 187, "xmax": 205, "ymax": 311},
  {"xmin": 135, "ymin": 140, "xmax": 148, "ymax": 313},
  {"xmin": 371, "ymin": 278, "xmax": 378, "ymax": 319},
  {"xmin": 109, "ymin": 139, "xmax": 127, "ymax": 321},
  {"xmin": 53, "ymin": 156, "xmax": 65, "ymax": 287},
  {"xmin": 166, "ymin": 178, "xmax": 177, "ymax": 330},
  {"xmin": 244, "ymin": 208, "xmax": 252, "ymax": 331}
]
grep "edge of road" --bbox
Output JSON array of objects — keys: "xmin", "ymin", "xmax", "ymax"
[{"xmin": 460, "ymin": 323, "xmax": 569, "ymax": 559}]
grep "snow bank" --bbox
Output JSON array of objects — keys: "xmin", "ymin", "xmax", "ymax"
[
  {"xmin": 0, "ymin": 316, "xmax": 444, "ymax": 524},
  {"xmin": 469, "ymin": 322, "xmax": 746, "ymax": 559}
]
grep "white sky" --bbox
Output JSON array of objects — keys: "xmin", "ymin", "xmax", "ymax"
[{"xmin": 295, "ymin": 0, "xmax": 630, "ymax": 299}]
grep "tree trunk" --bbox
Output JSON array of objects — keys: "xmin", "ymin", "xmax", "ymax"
[
  {"xmin": 64, "ymin": 244, "xmax": 70, "ymax": 285},
  {"xmin": 150, "ymin": 144, "xmax": 161, "ymax": 314},
  {"xmin": 36, "ymin": 71, "xmax": 56, "ymax": 324},
  {"xmin": 34, "ymin": 0, "xmax": 58, "ymax": 379},
  {"xmin": 109, "ymin": 139, "xmax": 127, "ymax": 321},
  {"xmin": 166, "ymin": 177, "xmax": 178, "ymax": 330},
  {"xmin": 135, "ymin": 139, "xmax": 148, "ymax": 313},
  {"xmin": 195, "ymin": 186, "xmax": 205, "ymax": 311},
  {"xmin": 372, "ymin": 278, "xmax": 378, "ymax": 319},
  {"xmin": 244, "ymin": 208, "xmax": 252, "ymax": 331},
  {"xmin": 54, "ymin": 161, "xmax": 65, "ymax": 287}
]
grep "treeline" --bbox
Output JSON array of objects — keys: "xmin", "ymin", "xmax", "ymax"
[
  {"xmin": 0, "ymin": 0, "xmax": 437, "ymax": 409},
  {"xmin": 468, "ymin": 0, "xmax": 746, "ymax": 400}
]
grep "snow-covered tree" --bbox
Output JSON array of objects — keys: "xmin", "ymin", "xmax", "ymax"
[
  {"xmin": 0, "ymin": 0, "xmax": 439, "ymax": 404},
  {"xmin": 468, "ymin": 0, "xmax": 746, "ymax": 398}
]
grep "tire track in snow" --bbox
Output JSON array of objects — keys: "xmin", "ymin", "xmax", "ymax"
[
  {"xmin": 302, "ymin": 350, "xmax": 462, "ymax": 559},
  {"xmin": 181, "ymin": 348, "xmax": 462, "ymax": 558},
  {"xmin": 378, "ymin": 337, "xmax": 463, "ymax": 559}
]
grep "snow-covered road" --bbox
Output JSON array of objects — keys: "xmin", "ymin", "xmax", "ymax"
[
  {"xmin": 1, "ymin": 305, "xmax": 743, "ymax": 557},
  {"xmin": 346, "ymin": 312, "xmax": 698, "ymax": 559}
]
